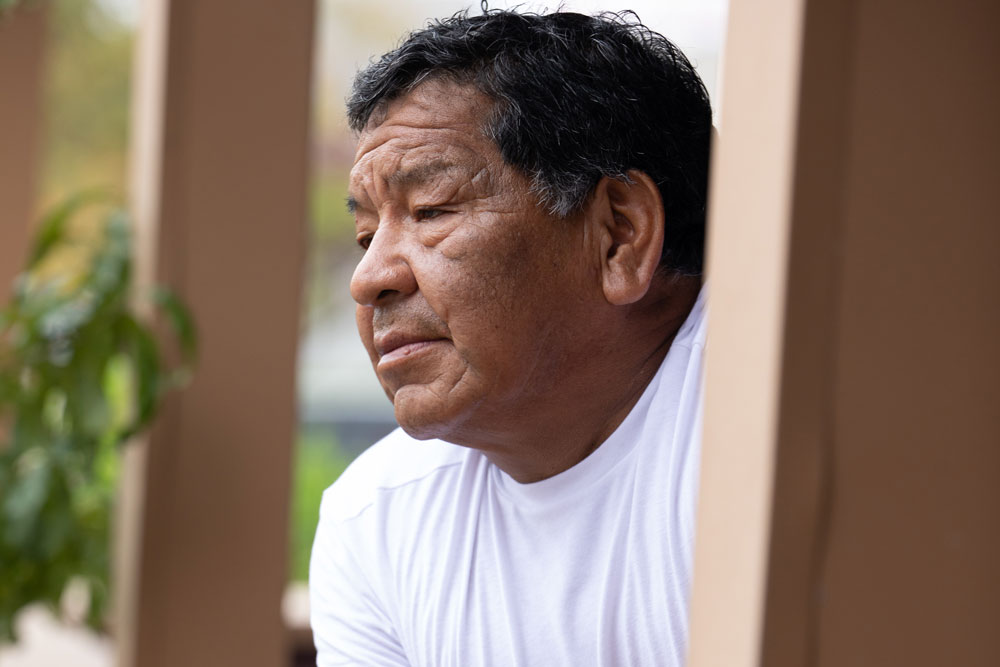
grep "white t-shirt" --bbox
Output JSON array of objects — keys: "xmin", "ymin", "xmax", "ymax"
[{"xmin": 310, "ymin": 290, "xmax": 707, "ymax": 667}]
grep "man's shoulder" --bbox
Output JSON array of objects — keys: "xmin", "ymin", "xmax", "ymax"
[{"xmin": 320, "ymin": 428, "xmax": 468, "ymax": 524}]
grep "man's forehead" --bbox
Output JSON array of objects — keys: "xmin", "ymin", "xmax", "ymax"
[
  {"xmin": 364, "ymin": 77, "xmax": 490, "ymax": 130},
  {"xmin": 349, "ymin": 142, "xmax": 485, "ymax": 194},
  {"xmin": 353, "ymin": 80, "xmax": 492, "ymax": 157},
  {"xmin": 348, "ymin": 86, "xmax": 499, "ymax": 203},
  {"xmin": 386, "ymin": 158, "xmax": 469, "ymax": 188}
]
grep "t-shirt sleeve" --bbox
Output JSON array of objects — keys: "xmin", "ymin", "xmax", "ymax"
[{"xmin": 309, "ymin": 489, "xmax": 410, "ymax": 666}]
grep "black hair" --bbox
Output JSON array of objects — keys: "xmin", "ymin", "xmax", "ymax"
[{"xmin": 348, "ymin": 9, "xmax": 713, "ymax": 275}]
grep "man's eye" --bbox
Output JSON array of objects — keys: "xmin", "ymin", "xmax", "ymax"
[
  {"xmin": 356, "ymin": 234, "xmax": 373, "ymax": 250},
  {"xmin": 414, "ymin": 208, "xmax": 444, "ymax": 221}
]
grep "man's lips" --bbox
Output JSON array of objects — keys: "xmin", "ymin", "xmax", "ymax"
[{"xmin": 374, "ymin": 333, "xmax": 449, "ymax": 366}]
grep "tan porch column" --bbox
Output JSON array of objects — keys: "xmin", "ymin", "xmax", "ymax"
[
  {"xmin": 121, "ymin": 1, "xmax": 314, "ymax": 666},
  {"xmin": 0, "ymin": 5, "xmax": 47, "ymax": 286},
  {"xmin": 691, "ymin": 0, "xmax": 1000, "ymax": 666}
]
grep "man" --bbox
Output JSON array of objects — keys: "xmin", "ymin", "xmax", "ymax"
[{"xmin": 310, "ymin": 9, "xmax": 712, "ymax": 666}]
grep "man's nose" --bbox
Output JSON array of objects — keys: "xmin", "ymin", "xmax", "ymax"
[{"xmin": 349, "ymin": 227, "xmax": 418, "ymax": 306}]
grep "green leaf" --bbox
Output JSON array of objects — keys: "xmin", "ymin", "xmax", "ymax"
[
  {"xmin": 3, "ymin": 451, "xmax": 51, "ymax": 548},
  {"xmin": 115, "ymin": 313, "xmax": 164, "ymax": 440},
  {"xmin": 153, "ymin": 286, "xmax": 198, "ymax": 368},
  {"xmin": 26, "ymin": 189, "xmax": 110, "ymax": 270},
  {"xmin": 71, "ymin": 349, "xmax": 111, "ymax": 442}
]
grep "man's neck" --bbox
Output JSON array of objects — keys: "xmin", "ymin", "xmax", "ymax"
[{"xmin": 475, "ymin": 277, "xmax": 702, "ymax": 484}]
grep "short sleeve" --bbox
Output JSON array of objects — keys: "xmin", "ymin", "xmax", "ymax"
[{"xmin": 309, "ymin": 490, "xmax": 410, "ymax": 666}]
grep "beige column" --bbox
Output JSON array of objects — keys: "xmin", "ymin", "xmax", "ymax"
[
  {"xmin": 0, "ymin": 5, "xmax": 47, "ymax": 285},
  {"xmin": 690, "ymin": 0, "xmax": 1000, "ymax": 666},
  {"xmin": 121, "ymin": 2, "xmax": 314, "ymax": 666}
]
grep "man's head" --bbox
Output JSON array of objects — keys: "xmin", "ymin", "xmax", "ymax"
[
  {"xmin": 349, "ymin": 10, "xmax": 713, "ymax": 275},
  {"xmin": 347, "ymin": 10, "xmax": 711, "ymax": 474}
]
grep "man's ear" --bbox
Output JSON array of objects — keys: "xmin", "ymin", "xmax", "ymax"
[{"xmin": 591, "ymin": 170, "xmax": 665, "ymax": 305}]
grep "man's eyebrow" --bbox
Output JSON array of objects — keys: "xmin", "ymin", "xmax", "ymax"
[{"xmin": 345, "ymin": 161, "xmax": 464, "ymax": 215}]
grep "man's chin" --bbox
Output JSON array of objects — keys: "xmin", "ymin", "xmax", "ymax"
[{"xmin": 391, "ymin": 384, "xmax": 467, "ymax": 442}]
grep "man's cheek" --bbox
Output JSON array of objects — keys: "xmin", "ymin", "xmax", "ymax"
[{"xmin": 355, "ymin": 305, "xmax": 379, "ymax": 365}]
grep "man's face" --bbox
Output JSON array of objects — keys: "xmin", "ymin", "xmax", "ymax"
[{"xmin": 348, "ymin": 80, "xmax": 603, "ymax": 445}]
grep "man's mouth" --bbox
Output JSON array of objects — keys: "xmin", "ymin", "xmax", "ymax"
[{"xmin": 374, "ymin": 333, "xmax": 449, "ymax": 367}]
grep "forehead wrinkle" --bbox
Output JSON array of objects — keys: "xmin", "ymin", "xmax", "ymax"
[
  {"xmin": 354, "ymin": 121, "xmax": 478, "ymax": 163},
  {"xmin": 387, "ymin": 160, "xmax": 465, "ymax": 190},
  {"xmin": 352, "ymin": 139, "xmax": 487, "ymax": 207},
  {"xmin": 349, "ymin": 141, "xmax": 408, "ymax": 211}
]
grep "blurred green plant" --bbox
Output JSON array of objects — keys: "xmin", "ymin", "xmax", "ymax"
[
  {"xmin": 289, "ymin": 429, "xmax": 352, "ymax": 582},
  {"xmin": 0, "ymin": 195, "xmax": 196, "ymax": 642}
]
